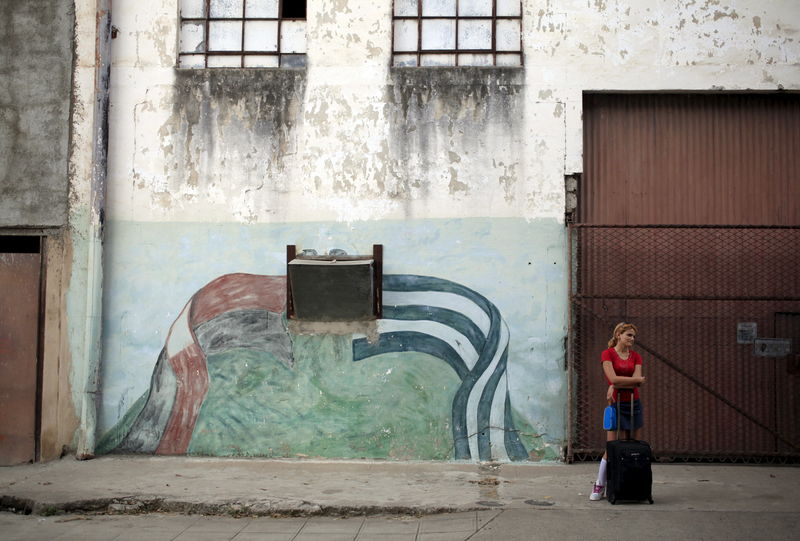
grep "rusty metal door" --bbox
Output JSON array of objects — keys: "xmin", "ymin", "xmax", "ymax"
[
  {"xmin": 568, "ymin": 226, "xmax": 800, "ymax": 462},
  {"xmin": 0, "ymin": 239, "xmax": 42, "ymax": 465},
  {"xmin": 569, "ymin": 94, "xmax": 800, "ymax": 462}
]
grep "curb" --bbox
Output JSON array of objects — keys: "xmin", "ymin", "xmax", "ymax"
[{"xmin": 0, "ymin": 494, "xmax": 481, "ymax": 518}]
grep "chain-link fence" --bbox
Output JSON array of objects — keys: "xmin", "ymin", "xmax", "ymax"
[{"xmin": 568, "ymin": 226, "xmax": 800, "ymax": 463}]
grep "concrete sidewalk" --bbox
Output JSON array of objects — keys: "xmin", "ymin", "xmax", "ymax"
[{"xmin": 1, "ymin": 455, "xmax": 798, "ymax": 517}]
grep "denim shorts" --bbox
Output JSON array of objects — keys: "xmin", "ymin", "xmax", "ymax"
[{"xmin": 613, "ymin": 398, "xmax": 643, "ymax": 431}]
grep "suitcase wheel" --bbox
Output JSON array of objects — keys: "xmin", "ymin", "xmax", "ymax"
[
  {"xmin": 609, "ymin": 497, "xmax": 616, "ymax": 505},
  {"xmin": 649, "ymin": 498, "xmax": 654, "ymax": 504}
]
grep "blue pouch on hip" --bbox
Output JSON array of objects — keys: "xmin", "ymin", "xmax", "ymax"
[{"xmin": 603, "ymin": 404, "xmax": 617, "ymax": 430}]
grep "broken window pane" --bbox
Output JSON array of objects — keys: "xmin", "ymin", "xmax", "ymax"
[
  {"xmin": 209, "ymin": 20, "xmax": 243, "ymax": 51},
  {"xmin": 458, "ymin": 19, "xmax": 492, "ymax": 50},
  {"xmin": 496, "ymin": 0, "xmax": 521, "ymax": 17},
  {"xmin": 179, "ymin": 0, "xmax": 306, "ymax": 68},
  {"xmin": 180, "ymin": 22, "xmax": 205, "ymax": 54},
  {"xmin": 210, "ymin": 0, "xmax": 244, "ymax": 18},
  {"xmin": 281, "ymin": 0, "xmax": 306, "ymax": 18},
  {"xmin": 181, "ymin": 0, "xmax": 205, "ymax": 18},
  {"xmin": 246, "ymin": 0, "xmax": 279, "ymax": 18},
  {"xmin": 459, "ymin": 0, "xmax": 492, "ymax": 17},
  {"xmin": 244, "ymin": 20, "xmax": 278, "ymax": 51},
  {"xmin": 280, "ymin": 20, "xmax": 306, "ymax": 53},
  {"xmin": 495, "ymin": 19, "xmax": 520, "ymax": 51},
  {"xmin": 422, "ymin": 0, "xmax": 455, "ymax": 17},
  {"xmin": 395, "ymin": 0, "xmax": 418, "ymax": 17},
  {"xmin": 421, "ymin": 19, "xmax": 456, "ymax": 50},
  {"xmin": 394, "ymin": 20, "xmax": 418, "ymax": 52}
]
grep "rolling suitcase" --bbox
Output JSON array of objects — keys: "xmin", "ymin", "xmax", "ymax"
[{"xmin": 606, "ymin": 393, "xmax": 654, "ymax": 504}]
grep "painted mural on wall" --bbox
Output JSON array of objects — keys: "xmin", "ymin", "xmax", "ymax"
[{"xmin": 98, "ymin": 272, "xmax": 530, "ymax": 461}]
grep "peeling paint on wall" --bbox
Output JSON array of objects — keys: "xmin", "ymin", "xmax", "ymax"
[
  {"xmin": 99, "ymin": 0, "xmax": 800, "ymax": 463},
  {"xmin": 388, "ymin": 68, "xmax": 525, "ymax": 217}
]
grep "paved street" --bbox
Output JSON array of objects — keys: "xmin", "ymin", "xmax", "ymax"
[
  {"xmin": 1, "ymin": 511, "xmax": 493, "ymax": 541},
  {"xmin": 2, "ymin": 457, "xmax": 799, "ymax": 539},
  {"xmin": 3, "ymin": 507, "xmax": 799, "ymax": 541}
]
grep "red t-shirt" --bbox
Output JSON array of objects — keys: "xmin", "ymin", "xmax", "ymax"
[{"xmin": 601, "ymin": 347, "xmax": 642, "ymax": 401}]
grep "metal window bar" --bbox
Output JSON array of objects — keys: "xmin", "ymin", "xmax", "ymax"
[
  {"xmin": 393, "ymin": 1, "xmax": 523, "ymax": 67},
  {"xmin": 179, "ymin": 1, "xmax": 307, "ymax": 68}
]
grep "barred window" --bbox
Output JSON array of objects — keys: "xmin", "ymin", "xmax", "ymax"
[
  {"xmin": 393, "ymin": 0, "xmax": 522, "ymax": 67},
  {"xmin": 179, "ymin": 0, "xmax": 307, "ymax": 68}
]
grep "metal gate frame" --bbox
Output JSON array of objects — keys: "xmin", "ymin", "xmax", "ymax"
[{"xmin": 567, "ymin": 225, "xmax": 800, "ymax": 463}]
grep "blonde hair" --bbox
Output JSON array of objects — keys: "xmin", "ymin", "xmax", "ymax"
[{"xmin": 608, "ymin": 322, "xmax": 638, "ymax": 348}]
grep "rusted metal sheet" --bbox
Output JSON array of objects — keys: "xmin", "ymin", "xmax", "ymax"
[
  {"xmin": 775, "ymin": 313, "xmax": 800, "ymax": 454},
  {"xmin": 0, "ymin": 252, "xmax": 41, "ymax": 465},
  {"xmin": 581, "ymin": 93, "xmax": 800, "ymax": 226},
  {"xmin": 571, "ymin": 94, "xmax": 800, "ymax": 461},
  {"xmin": 568, "ymin": 226, "xmax": 800, "ymax": 462}
]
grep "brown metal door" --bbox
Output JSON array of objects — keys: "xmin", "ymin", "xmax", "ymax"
[
  {"xmin": 580, "ymin": 93, "xmax": 800, "ymax": 225},
  {"xmin": 0, "ymin": 249, "xmax": 41, "ymax": 465},
  {"xmin": 570, "ymin": 94, "xmax": 800, "ymax": 462}
]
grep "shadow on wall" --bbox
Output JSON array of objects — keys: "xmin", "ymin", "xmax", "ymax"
[{"xmin": 98, "ymin": 273, "xmax": 530, "ymax": 461}]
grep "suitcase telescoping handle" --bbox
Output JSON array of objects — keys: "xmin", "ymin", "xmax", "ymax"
[{"xmin": 614, "ymin": 385, "xmax": 635, "ymax": 441}]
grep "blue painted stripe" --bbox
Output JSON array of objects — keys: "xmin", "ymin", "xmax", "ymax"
[
  {"xmin": 468, "ymin": 300, "xmax": 503, "ymax": 459},
  {"xmin": 353, "ymin": 274, "xmax": 528, "ymax": 461},
  {"xmin": 504, "ymin": 391, "xmax": 530, "ymax": 461},
  {"xmin": 383, "ymin": 275, "xmax": 494, "ymax": 316},
  {"xmin": 382, "ymin": 305, "xmax": 486, "ymax": 353},
  {"xmin": 353, "ymin": 332, "xmax": 469, "ymax": 380},
  {"xmin": 477, "ymin": 346, "xmax": 508, "ymax": 461},
  {"xmin": 451, "ymin": 373, "xmax": 477, "ymax": 459}
]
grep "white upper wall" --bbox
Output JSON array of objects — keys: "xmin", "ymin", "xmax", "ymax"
[{"xmin": 106, "ymin": 1, "xmax": 800, "ymax": 224}]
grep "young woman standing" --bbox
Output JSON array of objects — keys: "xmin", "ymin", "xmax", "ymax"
[{"xmin": 590, "ymin": 322, "xmax": 646, "ymax": 501}]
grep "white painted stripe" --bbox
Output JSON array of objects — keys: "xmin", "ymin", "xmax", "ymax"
[
  {"xmin": 166, "ymin": 301, "xmax": 195, "ymax": 357},
  {"xmin": 466, "ymin": 320, "xmax": 510, "ymax": 461},
  {"xmin": 377, "ymin": 319, "xmax": 480, "ymax": 370},
  {"xmin": 383, "ymin": 291, "xmax": 491, "ymax": 337},
  {"xmin": 490, "ymin": 370, "xmax": 510, "ymax": 462}
]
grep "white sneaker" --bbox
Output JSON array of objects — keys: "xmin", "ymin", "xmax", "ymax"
[{"xmin": 589, "ymin": 483, "xmax": 605, "ymax": 501}]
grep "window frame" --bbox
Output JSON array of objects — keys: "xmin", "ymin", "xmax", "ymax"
[
  {"xmin": 392, "ymin": 0, "xmax": 524, "ymax": 67},
  {"xmin": 178, "ymin": 0, "xmax": 308, "ymax": 69}
]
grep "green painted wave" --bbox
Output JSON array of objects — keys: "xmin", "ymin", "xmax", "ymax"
[{"xmin": 188, "ymin": 334, "xmax": 461, "ymax": 459}]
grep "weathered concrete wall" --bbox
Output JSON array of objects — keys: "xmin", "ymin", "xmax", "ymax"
[
  {"xmin": 130, "ymin": 69, "xmax": 307, "ymax": 221},
  {"xmin": 0, "ymin": 0, "xmax": 73, "ymax": 227},
  {"xmin": 97, "ymin": 0, "xmax": 800, "ymax": 461},
  {"xmin": 0, "ymin": 0, "xmax": 106, "ymax": 461},
  {"xmin": 387, "ymin": 68, "xmax": 525, "ymax": 217}
]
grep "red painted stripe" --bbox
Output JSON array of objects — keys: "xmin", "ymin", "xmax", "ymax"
[
  {"xmin": 155, "ymin": 343, "xmax": 209, "ymax": 455},
  {"xmin": 189, "ymin": 274, "xmax": 286, "ymax": 327}
]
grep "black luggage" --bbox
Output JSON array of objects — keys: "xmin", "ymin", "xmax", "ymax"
[{"xmin": 606, "ymin": 393, "xmax": 654, "ymax": 505}]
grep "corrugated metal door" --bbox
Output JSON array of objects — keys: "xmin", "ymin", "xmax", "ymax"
[
  {"xmin": 570, "ymin": 94, "xmax": 800, "ymax": 462},
  {"xmin": 0, "ymin": 239, "xmax": 42, "ymax": 465},
  {"xmin": 580, "ymin": 93, "xmax": 800, "ymax": 225}
]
